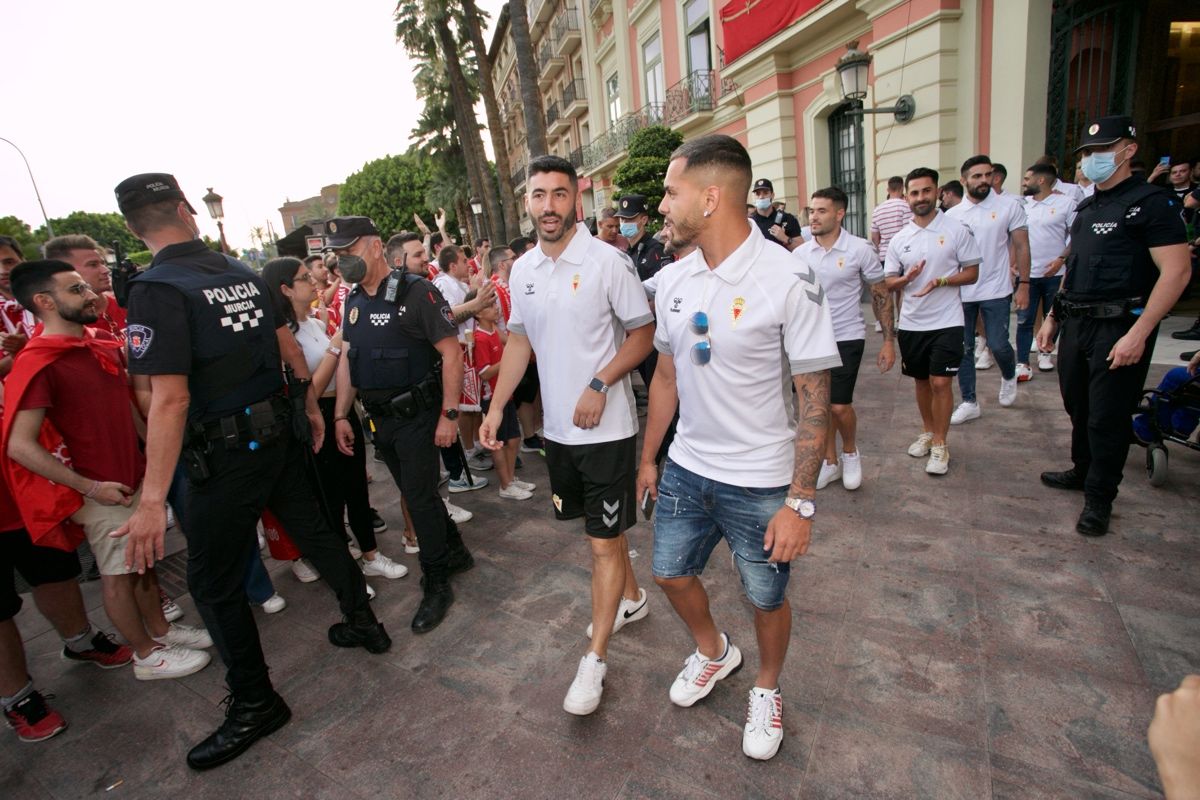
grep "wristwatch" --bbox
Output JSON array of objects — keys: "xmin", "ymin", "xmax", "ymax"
[
  {"xmin": 442, "ymin": 408, "xmax": 459, "ymax": 420},
  {"xmin": 587, "ymin": 377, "xmax": 609, "ymax": 394},
  {"xmin": 784, "ymin": 497, "xmax": 816, "ymax": 519}
]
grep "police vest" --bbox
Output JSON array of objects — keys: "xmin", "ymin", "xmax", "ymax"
[
  {"xmin": 344, "ymin": 271, "xmax": 438, "ymax": 392},
  {"xmin": 132, "ymin": 257, "xmax": 283, "ymax": 421},
  {"xmin": 1063, "ymin": 182, "xmax": 1164, "ymax": 302}
]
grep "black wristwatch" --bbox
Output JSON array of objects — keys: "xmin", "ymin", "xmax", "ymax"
[
  {"xmin": 442, "ymin": 408, "xmax": 459, "ymax": 421},
  {"xmin": 587, "ymin": 377, "xmax": 609, "ymax": 394}
]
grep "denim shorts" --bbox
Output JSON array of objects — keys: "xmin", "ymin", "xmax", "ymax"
[{"xmin": 652, "ymin": 459, "xmax": 790, "ymax": 611}]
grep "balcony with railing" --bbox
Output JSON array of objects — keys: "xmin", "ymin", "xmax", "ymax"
[
  {"xmin": 529, "ymin": 0, "xmax": 553, "ymax": 30},
  {"xmin": 547, "ymin": 100, "xmax": 569, "ymax": 136},
  {"xmin": 553, "ymin": 7, "xmax": 581, "ymax": 56},
  {"xmin": 581, "ymin": 103, "xmax": 663, "ymax": 173},
  {"xmin": 538, "ymin": 36, "xmax": 563, "ymax": 90},
  {"xmin": 511, "ymin": 164, "xmax": 526, "ymax": 190},
  {"xmin": 568, "ymin": 146, "xmax": 584, "ymax": 169},
  {"xmin": 562, "ymin": 78, "xmax": 587, "ymax": 118}
]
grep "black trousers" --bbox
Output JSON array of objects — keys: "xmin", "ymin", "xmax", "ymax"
[
  {"xmin": 184, "ymin": 430, "xmax": 370, "ymax": 700},
  {"xmin": 1057, "ymin": 316, "xmax": 1156, "ymax": 504},
  {"xmin": 373, "ymin": 406, "xmax": 465, "ymax": 576},
  {"xmin": 316, "ymin": 397, "xmax": 376, "ymax": 552}
]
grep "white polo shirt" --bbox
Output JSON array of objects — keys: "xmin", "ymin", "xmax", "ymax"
[
  {"xmin": 793, "ymin": 228, "xmax": 883, "ymax": 342},
  {"xmin": 1023, "ymin": 192, "xmax": 1076, "ymax": 277},
  {"xmin": 432, "ymin": 272, "xmax": 471, "ymax": 339},
  {"xmin": 1054, "ymin": 179, "xmax": 1086, "ymax": 205},
  {"xmin": 884, "ymin": 211, "xmax": 982, "ymax": 332},
  {"xmin": 945, "ymin": 190, "xmax": 1027, "ymax": 303},
  {"xmin": 653, "ymin": 223, "xmax": 841, "ymax": 487},
  {"xmin": 508, "ymin": 223, "xmax": 653, "ymax": 446}
]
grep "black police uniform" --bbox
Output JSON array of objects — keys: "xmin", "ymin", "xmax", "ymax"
[
  {"xmin": 126, "ymin": 240, "xmax": 377, "ymax": 699},
  {"xmin": 626, "ymin": 233, "xmax": 671, "ymax": 283},
  {"xmin": 751, "ymin": 206, "xmax": 802, "ymax": 246},
  {"xmin": 1056, "ymin": 174, "xmax": 1187, "ymax": 508},
  {"xmin": 342, "ymin": 268, "xmax": 471, "ymax": 603}
]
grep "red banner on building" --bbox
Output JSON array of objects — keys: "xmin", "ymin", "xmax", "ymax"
[{"xmin": 720, "ymin": 0, "xmax": 828, "ymax": 64}]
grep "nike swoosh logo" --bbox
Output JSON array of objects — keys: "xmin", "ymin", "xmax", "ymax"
[{"xmin": 623, "ymin": 601, "xmax": 646, "ymax": 619}]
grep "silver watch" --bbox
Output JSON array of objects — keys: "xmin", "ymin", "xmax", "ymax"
[{"xmin": 784, "ymin": 497, "xmax": 816, "ymax": 519}]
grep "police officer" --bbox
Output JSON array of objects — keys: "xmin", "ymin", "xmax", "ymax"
[
  {"xmin": 112, "ymin": 175, "xmax": 389, "ymax": 771},
  {"xmin": 614, "ymin": 194, "xmax": 671, "ymax": 281},
  {"xmin": 750, "ymin": 178, "xmax": 804, "ymax": 250},
  {"xmin": 1036, "ymin": 118, "xmax": 1191, "ymax": 536},
  {"xmin": 328, "ymin": 216, "xmax": 479, "ymax": 633}
]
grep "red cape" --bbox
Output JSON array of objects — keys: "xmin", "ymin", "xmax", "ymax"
[{"xmin": 1, "ymin": 330, "xmax": 123, "ymax": 551}]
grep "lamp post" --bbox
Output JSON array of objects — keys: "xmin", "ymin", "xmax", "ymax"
[
  {"xmin": 835, "ymin": 42, "xmax": 915, "ymax": 123},
  {"xmin": 469, "ymin": 196, "xmax": 484, "ymax": 244},
  {"xmin": 201, "ymin": 187, "xmax": 229, "ymax": 254},
  {"xmin": 0, "ymin": 137, "xmax": 54, "ymax": 237}
]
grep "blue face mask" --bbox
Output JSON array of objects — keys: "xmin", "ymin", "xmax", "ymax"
[
  {"xmin": 619, "ymin": 222, "xmax": 639, "ymax": 238},
  {"xmin": 1080, "ymin": 146, "xmax": 1130, "ymax": 185},
  {"xmin": 754, "ymin": 197, "xmax": 773, "ymax": 212}
]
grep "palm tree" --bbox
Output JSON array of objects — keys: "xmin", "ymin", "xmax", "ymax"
[{"xmin": 507, "ymin": 0, "xmax": 548, "ymax": 158}]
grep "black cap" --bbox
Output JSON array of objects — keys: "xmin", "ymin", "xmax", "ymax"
[
  {"xmin": 752, "ymin": 178, "xmax": 774, "ymax": 193},
  {"xmin": 324, "ymin": 216, "xmax": 380, "ymax": 249},
  {"xmin": 1074, "ymin": 115, "xmax": 1137, "ymax": 152},
  {"xmin": 614, "ymin": 194, "xmax": 648, "ymax": 218},
  {"xmin": 114, "ymin": 173, "xmax": 196, "ymax": 215}
]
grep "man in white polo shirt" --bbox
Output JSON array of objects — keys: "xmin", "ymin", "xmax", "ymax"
[
  {"xmin": 479, "ymin": 155, "xmax": 654, "ymax": 718},
  {"xmin": 795, "ymin": 186, "xmax": 895, "ymax": 491},
  {"xmin": 638, "ymin": 135, "xmax": 839, "ymax": 761},
  {"xmin": 884, "ymin": 167, "xmax": 981, "ymax": 475},
  {"xmin": 1019, "ymin": 163, "xmax": 1076, "ymax": 377},
  {"xmin": 946, "ymin": 154, "xmax": 1031, "ymax": 424}
]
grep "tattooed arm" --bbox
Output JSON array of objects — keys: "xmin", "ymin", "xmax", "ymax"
[
  {"xmin": 869, "ymin": 281, "xmax": 897, "ymax": 372},
  {"xmin": 763, "ymin": 369, "xmax": 831, "ymax": 563}
]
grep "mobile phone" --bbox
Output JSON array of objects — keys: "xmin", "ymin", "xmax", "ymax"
[
  {"xmin": 641, "ymin": 488, "xmax": 655, "ymax": 520},
  {"xmin": 1160, "ymin": 156, "xmax": 1171, "ymax": 166}
]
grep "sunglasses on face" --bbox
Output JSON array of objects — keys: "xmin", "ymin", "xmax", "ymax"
[{"xmin": 690, "ymin": 311, "xmax": 711, "ymax": 366}]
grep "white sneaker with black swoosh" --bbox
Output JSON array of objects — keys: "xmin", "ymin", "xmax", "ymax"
[{"xmin": 586, "ymin": 588, "xmax": 648, "ymax": 639}]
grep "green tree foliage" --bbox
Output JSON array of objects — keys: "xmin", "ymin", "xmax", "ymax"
[
  {"xmin": 338, "ymin": 153, "xmax": 434, "ymax": 238},
  {"xmin": 34, "ymin": 211, "xmax": 144, "ymax": 253},
  {"xmin": 0, "ymin": 216, "xmax": 42, "ymax": 258},
  {"xmin": 612, "ymin": 126, "xmax": 684, "ymax": 223}
]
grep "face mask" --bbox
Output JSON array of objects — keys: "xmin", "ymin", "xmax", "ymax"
[
  {"xmin": 619, "ymin": 222, "xmax": 639, "ymax": 238},
  {"xmin": 754, "ymin": 198, "xmax": 773, "ymax": 212},
  {"xmin": 338, "ymin": 254, "xmax": 367, "ymax": 284},
  {"xmin": 1081, "ymin": 147, "xmax": 1128, "ymax": 184}
]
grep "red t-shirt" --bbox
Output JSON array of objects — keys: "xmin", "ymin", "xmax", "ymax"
[
  {"xmin": 491, "ymin": 275, "xmax": 512, "ymax": 323},
  {"xmin": 17, "ymin": 337, "xmax": 144, "ymax": 488},
  {"xmin": 473, "ymin": 326, "xmax": 504, "ymax": 399}
]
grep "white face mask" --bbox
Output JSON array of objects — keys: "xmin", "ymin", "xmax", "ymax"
[{"xmin": 754, "ymin": 198, "xmax": 773, "ymax": 212}]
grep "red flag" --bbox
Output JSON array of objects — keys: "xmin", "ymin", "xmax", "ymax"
[{"xmin": 720, "ymin": 0, "xmax": 829, "ymax": 64}]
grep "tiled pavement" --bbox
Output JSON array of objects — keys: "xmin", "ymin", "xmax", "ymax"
[{"xmin": 5, "ymin": 316, "xmax": 1199, "ymax": 799}]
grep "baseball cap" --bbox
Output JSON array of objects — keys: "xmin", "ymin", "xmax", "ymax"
[
  {"xmin": 1074, "ymin": 115, "xmax": 1137, "ymax": 152},
  {"xmin": 114, "ymin": 173, "xmax": 197, "ymax": 215},
  {"xmin": 324, "ymin": 216, "xmax": 380, "ymax": 249},
  {"xmin": 614, "ymin": 194, "xmax": 649, "ymax": 218},
  {"xmin": 752, "ymin": 178, "xmax": 774, "ymax": 193}
]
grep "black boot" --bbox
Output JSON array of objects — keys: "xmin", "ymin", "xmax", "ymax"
[
  {"xmin": 412, "ymin": 574, "xmax": 454, "ymax": 634},
  {"xmin": 328, "ymin": 606, "xmax": 392, "ymax": 654},
  {"xmin": 1040, "ymin": 467, "xmax": 1086, "ymax": 491},
  {"xmin": 447, "ymin": 546, "xmax": 475, "ymax": 576},
  {"xmin": 187, "ymin": 692, "xmax": 291, "ymax": 771},
  {"xmin": 1076, "ymin": 500, "xmax": 1112, "ymax": 537}
]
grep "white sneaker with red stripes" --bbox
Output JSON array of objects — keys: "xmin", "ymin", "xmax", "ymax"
[
  {"xmin": 669, "ymin": 633, "xmax": 742, "ymax": 707},
  {"xmin": 742, "ymin": 687, "xmax": 784, "ymax": 760}
]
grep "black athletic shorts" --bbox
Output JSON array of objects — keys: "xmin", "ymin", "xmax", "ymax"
[
  {"xmin": 0, "ymin": 528, "xmax": 82, "ymax": 622},
  {"xmin": 544, "ymin": 435, "xmax": 637, "ymax": 538},
  {"xmin": 481, "ymin": 397, "xmax": 522, "ymax": 442},
  {"xmin": 830, "ymin": 339, "xmax": 865, "ymax": 404},
  {"xmin": 899, "ymin": 326, "xmax": 964, "ymax": 379},
  {"xmin": 513, "ymin": 361, "xmax": 540, "ymax": 406}
]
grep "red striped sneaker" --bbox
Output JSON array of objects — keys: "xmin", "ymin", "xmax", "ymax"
[
  {"xmin": 742, "ymin": 687, "xmax": 783, "ymax": 760},
  {"xmin": 4, "ymin": 690, "xmax": 67, "ymax": 742},
  {"xmin": 669, "ymin": 633, "xmax": 742, "ymax": 707},
  {"xmin": 61, "ymin": 631, "xmax": 133, "ymax": 669}
]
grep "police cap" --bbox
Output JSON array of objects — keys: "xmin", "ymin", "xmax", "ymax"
[
  {"xmin": 324, "ymin": 216, "xmax": 380, "ymax": 249},
  {"xmin": 614, "ymin": 194, "xmax": 649, "ymax": 219},
  {"xmin": 752, "ymin": 178, "xmax": 774, "ymax": 193},
  {"xmin": 114, "ymin": 173, "xmax": 197, "ymax": 215},
  {"xmin": 1074, "ymin": 115, "xmax": 1137, "ymax": 153}
]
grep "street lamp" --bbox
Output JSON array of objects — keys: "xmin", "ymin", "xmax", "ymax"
[
  {"xmin": 201, "ymin": 187, "xmax": 229, "ymax": 254},
  {"xmin": 469, "ymin": 196, "xmax": 484, "ymax": 243},
  {"xmin": 0, "ymin": 137, "xmax": 54, "ymax": 237},
  {"xmin": 835, "ymin": 42, "xmax": 915, "ymax": 123}
]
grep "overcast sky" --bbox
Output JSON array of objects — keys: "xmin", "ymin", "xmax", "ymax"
[{"xmin": 3, "ymin": 0, "xmax": 506, "ymax": 250}]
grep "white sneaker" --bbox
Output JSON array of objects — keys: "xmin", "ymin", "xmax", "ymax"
[
  {"xmin": 444, "ymin": 498, "xmax": 473, "ymax": 524},
  {"xmin": 161, "ymin": 596, "xmax": 184, "ymax": 623},
  {"xmin": 366, "ymin": 584, "xmax": 376, "ymax": 601},
  {"xmin": 291, "ymin": 558, "xmax": 320, "ymax": 583},
  {"xmin": 999, "ymin": 376, "xmax": 1018, "ymax": 407},
  {"xmin": 926, "ymin": 444, "xmax": 950, "ymax": 475},
  {"xmin": 404, "ymin": 539, "xmax": 421, "ymax": 554},
  {"xmin": 669, "ymin": 633, "xmax": 743, "ymax": 707},
  {"xmin": 840, "ymin": 450, "xmax": 862, "ymax": 490},
  {"xmin": 133, "ymin": 645, "xmax": 210, "ymax": 681},
  {"xmin": 499, "ymin": 484, "xmax": 533, "ymax": 500},
  {"xmin": 586, "ymin": 588, "xmax": 649, "ymax": 638},
  {"xmin": 816, "ymin": 460, "xmax": 841, "ymax": 490},
  {"xmin": 950, "ymin": 401, "xmax": 981, "ymax": 425},
  {"xmin": 975, "ymin": 340, "xmax": 993, "ymax": 369},
  {"xmin": 907, "ymin": 432, "xmax": 933, "ymax": 458},
  {"xmin": 468, "ymin": 451, "xmax": 494, "ymax": 471},
  {"xmin": 361, "ymin": 552, "xmax": 408, "ymax": 579},
  {"xmin": 1037, "ymin": 352, "xmax": 1055, "ymax": 371},
  {"xmin": 1016, "ymin": 364, "xmax": 1033, "ymax": 382},
  {"xmin": 743, "ymin": 687, "xmax": 784, "ymax": 760},
  {"xmin": 511, "ymin": 478, "xmax": 537, "ymax": 492},
  {"xmin": 153, "ymin": 623, "xmax": 213, "ymax": 650},
  {"xmin": 258, "ymin": 594, "xmax": 287, "ymax": 614},
  {"xmin": 563, "ymin": 652, "xmax": 606, "ymax": 716}
]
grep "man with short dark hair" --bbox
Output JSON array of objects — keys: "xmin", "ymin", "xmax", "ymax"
[
  {"xmin": 870, "ymin": 176, "xmax": 913, "ymax": 264},
  {"xmin": 991, "ymin": 163, "xmax": 1008, "ymax": 194},
  {"xmin": 1019, "ymin": 163, "xmax": 1076, "ymax": 377},
  {"xmin": 43, "ymin": 235, "xmax": 128, "ymax": 342},
  {"xmin": 614, "ymin": 194, "xmax": 670, "ymax": 282},
  {"xmin": 939, "ymin": 181, "xmax": 963, "ymax": 210},
  {"xmin": 507, "ymin": 236, "xmax": 534, "ymax": 256},
  {"xmin": 749, "ymin": 178, "xmax": 803, "ymax": 250}
]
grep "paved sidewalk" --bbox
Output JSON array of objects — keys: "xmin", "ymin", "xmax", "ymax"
[{"xmin": 4, "ymin": 327, "xmax": 1198, "ymax": 799}]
